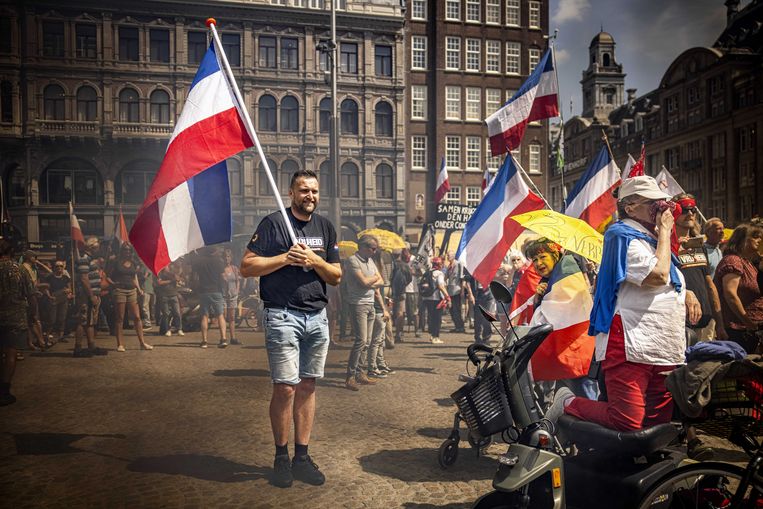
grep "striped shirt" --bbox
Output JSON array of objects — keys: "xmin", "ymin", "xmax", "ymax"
[{"xmin": 76, "ymin": 254, "xmax": 101, "ymax": 294}]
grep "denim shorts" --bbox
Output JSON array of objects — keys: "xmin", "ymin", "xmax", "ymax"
[
  {"xmin": 263, "ymin": 307, "xmax": 330, "ymax": 385},
  {"xmin": 200, "ymin": 292, "xmax": 225, "ymax": 317}
]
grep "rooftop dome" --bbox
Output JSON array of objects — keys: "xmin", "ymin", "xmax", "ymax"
[{"xmin": 590, "ymin": 31, "xmax": 615, "ymax": 47}]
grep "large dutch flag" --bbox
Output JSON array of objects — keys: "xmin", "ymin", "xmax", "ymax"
[
  {"xmin": 486, "ymin": 48, "xmax": 559, "ymax": 156},
  {"xmin": 129, "ymin": 41, "xmax": 253, "ymax": 273},
  {"xmin": 564, "ymin": 145, "xmax": 621, "ymax": 231},
  {"xmin": 456, "ymin": 155, "xmax": 545, "ymax": 287}
]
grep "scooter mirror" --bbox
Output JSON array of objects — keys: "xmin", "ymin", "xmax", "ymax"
[
  {"xmin": 478, "ymin": 305, "xmax": 498, "ymax": 323},
  {"xmin": 489, "ymin": 280, "xmax": 513, "ymax": 304}
]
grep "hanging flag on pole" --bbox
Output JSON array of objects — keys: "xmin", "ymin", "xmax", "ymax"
[
  {"xmin": 434, "ymin": 157, "xmax": 450, "ymax": 204},
  {"xmin": 622, "ymin": 153, "xmax": 637, "ymax": 177},
  {"xmin": 627, "ymin": 139, "xmax": 646, "ymax": 177},
  {"xmin": 481, "ymin": 168, "xmax": 494, "ymax": 196},
  {"xmin": 129, "ymin": 23, "xmax": 254, "ymax": 274},
  {"xmin": 456, "ymin": 154, "xmax": 545, "ymax": 287},
  {"xmin": 115, "ymin": 208, "xmax": 130, "ymax": 246},
  {"xmin": 486, "ymin": 48, "xmax": 560, "ymax": 156},
  {"xmin": 69, "ymin": 201, "xmax": 85, "ymax": 252},
  {"xmin": 564, "ymin": 145, "xmax": 621, "ymax": 231},
  {"xmin": 655, "ymin": 166, "xmax": 685, "ymax": 197}
]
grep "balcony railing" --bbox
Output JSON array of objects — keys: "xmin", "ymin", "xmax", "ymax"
[
  {"xmin": 113, "ymin": 122, "xmax": 173, "ymax": 136},
  {"xmin": 37, "ymin": 120, "xmax": 99, "ymax": 134}
]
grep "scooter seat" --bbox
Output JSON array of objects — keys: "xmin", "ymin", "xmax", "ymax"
[{"xmin": 557, "ymin": 415, "xmax": 679, "ymax": 457}]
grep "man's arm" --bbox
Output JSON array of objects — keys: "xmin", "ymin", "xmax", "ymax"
[
  {"xmin": 705, "ymin": 273, "xmax": 728, "ymax": 339},
  {"xmin": 642, "ymin": 210, "xmax": 674, "ymax": 287},
  {"xmin": 240, "ymin": 249, "xmax": 291, "ymax": 278}
]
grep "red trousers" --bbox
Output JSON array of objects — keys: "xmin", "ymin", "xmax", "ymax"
[{"xmin": 565, "ymin": 315, "xmax": 675, "ymax": 431}]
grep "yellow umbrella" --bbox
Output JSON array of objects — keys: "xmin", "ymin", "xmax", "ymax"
[
  {"xmin": 337, "ymin": 241, "xmax": 357, "ymax": 258},
  {"xmin": 358, "ymin": 228, "xmax": 406, "ymax": 252},
  {"xmin": 509, "ymin": 209, "xmax": 604, "ymax": 264},
  {"xmin": 722, "ymin": 228, "xmax": 734, "ymax": 242}
]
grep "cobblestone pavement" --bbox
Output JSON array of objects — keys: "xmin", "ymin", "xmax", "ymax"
[{"xmin": 0, "ymin": 324, "xmax": 750, "ymax": 509}]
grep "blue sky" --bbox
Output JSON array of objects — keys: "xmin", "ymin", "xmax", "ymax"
[{"xmin": 550, "ymin": 0, "xmax": 732, "ymax": 118}]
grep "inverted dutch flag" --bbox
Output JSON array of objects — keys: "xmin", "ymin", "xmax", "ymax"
[
  {"xmin": 456, "ymin": 155, "xmax": 545, "ymax": 287},
  {"xmin": 434, "ymin": 157, "xmax": 450, "ymax": 204},
  {"xmin": 564, "ymin": 145, "xmax": 621, "ymax": 231},
  {"xmin": 486, "ymin": 48, "xmax": 559, "ymax": 157},
  {"xmin": 129, "ymin": 41, "xmax": 253, "ymax": 273}
]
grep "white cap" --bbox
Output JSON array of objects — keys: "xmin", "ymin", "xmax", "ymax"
[{"xmin": 618, "ymin": 176, "xmax": 672, "ymax": 201}]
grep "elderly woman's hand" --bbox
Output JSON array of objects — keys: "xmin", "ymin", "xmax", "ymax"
[{"xmin": 685, "ymin": 290, "xmax": 702, "ymax": 325}]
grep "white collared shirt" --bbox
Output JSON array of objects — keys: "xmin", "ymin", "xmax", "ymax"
[{"xmin": 595, "ymin": 219, "xmax": 686, "ymax": 365}]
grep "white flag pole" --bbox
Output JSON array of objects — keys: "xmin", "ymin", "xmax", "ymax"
[{"xmin": 206, "ymin": 18, "xmax": 298, "ymax": 246}]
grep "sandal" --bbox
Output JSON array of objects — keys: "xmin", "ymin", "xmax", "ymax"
[{"xmin": 140, "ymin": 343, "xmax": 154, "ymax": 350}]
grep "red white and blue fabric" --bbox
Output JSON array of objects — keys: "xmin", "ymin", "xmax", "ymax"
[
  {"xmin": 486, "ymin": 48, "xmax": 559, "ymax": 156},
  {"xmin": 456, "ymin": 155, "xmax": 544, "ymax": 287},
  {"xmin": 434, "ymin": 157, "xmax": 450, "ymax": 204},
  {"xmin": 129, "ymin": 42, "xmax": 253, "ymax": 273},
  {"xmin": 564, "ymin": 145, "xmax": 621, "ymax": 231}
]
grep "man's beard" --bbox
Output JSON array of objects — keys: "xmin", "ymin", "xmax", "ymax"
[{"xmin": 293, "ymin": 199, "xmax": 317, "ymax": 216}]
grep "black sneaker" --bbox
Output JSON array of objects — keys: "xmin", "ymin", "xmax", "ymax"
[
  {"xmin": 88, "ymin": 347, "xmax": 109, "ymax": 356},
  {"xmin": 292, "ymin": 455, "xmax": 325, "ymax": 486},
  {"xmin": 230, "ymin": 338, "xmax": 241, "ymax": 345},
  {"xmin": 687, "ymin": 438, "xmax": 714, "ymax": 460},
  {"xmin": 270, "ymin": 454, "xmax": 293, "ymax": 488},
  {"xmin": 368, "ymin": 369, "xmax": 388, "ymax": 379},
  {"xmin": 73, "ymin": 348, "xmax": 93, "ymax": 358},
  {"xmin": 379, "ymin": 366, "xmax": 396, "ymax": 375}
]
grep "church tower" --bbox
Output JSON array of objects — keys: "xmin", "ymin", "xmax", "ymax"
[{"xmin": 580, "ymin": 31, "xmax": 626, "ymax": 121}]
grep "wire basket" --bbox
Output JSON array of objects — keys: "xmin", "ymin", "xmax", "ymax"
[
  {"xmin": 451, "ymin": 362, "xmax": 513, "ymax": 439},
  {"xmin": 693, "ymin": 378, "xmax": 763, "ymax": 439}
]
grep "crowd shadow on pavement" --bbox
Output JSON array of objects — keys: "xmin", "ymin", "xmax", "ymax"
[
  {"xmin": 127, "ymin": 454, "xmax": 268, "ymax": 482},
  {"xmin": 12, "ymin": 432, "xmax": 127, "ymax": 456},
  {"xmin": 403, "ymin": 503, "xmax": 472, "ymax": 509},
  {"xmin": 423, "ymin": 352, "xmax": 467, "ymax": 361},
  {"xmin": 391, "ymin": 366, "xmax": 438, "ymax": 375},
  {"xmin": 416, "ymin": 427, "xmax": 465, "ymax": 440},
  {"xmin": 410, "ymin": 344, "xmax": 467, "ymax": 350},
  {"xmin": 29, "ymin": 352, "xmax": 80, "ymax": 358},
  {"xmin": 211, "ymin": 369, "xmax": 271, "ymax": 378},
  {"xmin": 154, "ymin": 342, "xmax": 205, "ymax": 348},
  {"xmin": 358, "ymin": 447, "xmax": 493, "ymax": 482},
  {"xmin": 434, "ymin": 398, "xmax": 456, "ymax": 407}
]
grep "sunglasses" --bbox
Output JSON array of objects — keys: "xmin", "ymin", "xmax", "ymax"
[{"xmin": 682, "ymin": 207, "xmax": 697, "ymax": 214}]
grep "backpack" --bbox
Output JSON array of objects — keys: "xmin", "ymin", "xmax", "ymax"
[
  {"xmin": 391, "ymin": 262, "xmax": 412, "ymax": 298},
  {"xmin": 419, "ymin": 269, "xmax": 436, "ymax": 297}
]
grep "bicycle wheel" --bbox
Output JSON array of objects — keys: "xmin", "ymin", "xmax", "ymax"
[{"xmin": 637, "ymin": 461, "xmax": 762, "ymax": 509}]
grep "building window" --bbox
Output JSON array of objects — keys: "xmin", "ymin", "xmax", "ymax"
[
  {"xmin": 375, "ymin": 101, "xmax": 393, "ymax": 137},
  {"xmin": 466, "ymin": 186, "xmax": 481, "ymax": 205},
  {"xmin": 150, "ymin": 29, "xmax": 170, "ymax": 63},
  {"xmin": 319, "ymin": 97, "xmax": 331, "ymax": 133},
  {"xmin": 76, "ymin": 86, "xmax": 97, "ymax": 121},
  {"xmin": 486, "ymin": 40, "xmax": 501, "ymax": 73},
  {"xmin": 445, "ymin": 0, "xmax": 461, "ymax": 21},
  {"xmin": 375, "ymin": 45, "xmax": 392, "ymax": 77},
  {"xmin": 445, "ymin": 37, "xmax": 460, "ymax": 70},
  {"xmin": 411, "ymin": 36, "xmax": 427, "ymax": 70},
  {"xmin": 711, "ymin": 133, "xmax": 725, "ymax": 160},
  {"xmin": 340, "ymin": 98, "xmax": 358, "ymax": 135},
  {"xmin": 466, "ymin": 136, "xmax": 481, "ymax": 170},
  {"xmin": 187, "ymin": 31, "xmax": 206, "ymax": 65},
  {"xmin": 340, "ymin": 42, "xmax": 358, "ymax": 74},
  {"xmin": 666, "ymin": 95, "xmax": 678, "ymax": 113},
  {"xmin": 466, "ymin": 0, "xmax": 480, "ymax": 22},
  {"xmin": 666, "ymin": 147, "xmax": 680, "ymax": 169},
  {"xmin": 280, "ymin": 37, "xmax": 298, "ymax": 70},
  {"xmin": 739, "ymin": 125, "xmax": 754, "ymax": 152},
  {"xmin": 506, "ymin": 42, "xmax": 520, "ymax": 74},
  {"xmin": 115, "ymin": 161, "xmax": 156, "ymax": 204},
  {"xmin": 486, "ymin": 88, "xmax": 501, "ymax": 116},
  {"xmin": 257, "ymin": 158, "xmax": 277, "ymax": 195},
  {"xmin": 280, "ymin": 95, "xmax": 299, "ymax": 132},
  {"xmin": 228, "ymin": 158, "xmax": 242, "ymax": 196},
  {"xmin": 411, "ymin": 85, "xmax": 427, "ymax": 120},
  {"xmin": 446, "ymin": 136, "xmax": 461, "ymax": 170},
  {"xmin": 119, "ymin": 88, "xmax": 139, "ymax": 122},
  {"xmin": 259, "ymin": 36, "xmax": 276, "ymax": 68},
  {"xmin": 486, "ymin": 0, "xmax": 501, "ymax": 24},
  {"xmin": 316, "ymin": 39, "xmax": 330, "ymax": 71},
  {"xmin": 465, "ymin": 87, "xmax": 481, "ymax": 121},
  {"xmin": 466, "ymin": 38, "xmax": 480, "ymax": 72},
  {"xmin": 0, "ymin": 18, "xmax": 11, "ymax": 53},
  {"xmin": 76, "ymin": 24, "xmax": 96, "ymax": 59},
  {"xmin": 529, "ymin": 48, "xmax": 540, "ymax": 73},
  {"xmin": 258, "ymin": 95, "xmax": 276, "ymax": 131},
  {"xmin": 5, "ymin": 166, "xmax": 25, "ymax": 206},
  {"xmin": 708, "ymin": 75, "xmax": 724, "ymax": 96},
  {"xmin": 445, "ymin": 185, "xmax": 461, "ymax": 203},
  {"xmin": 150, "ymin": 90, "xmax": 170, "ymax": 124},
  {"xmin": 42, "ymin": 21, "xmax": 65, "ymax": 58},
  {"xmin": 412, "ymin": 136, "xmax": 426, "ymax": 169},
  {"xmin": 486, "ymin": 139, "xmax": 501, "ymax": 171},
  {"xmin": 119, "ymin": 26, "xmax": 139, "ymax": 61},
  {"xmin": 318, "ymin": 161, "xmax": 330, "ymax": 195},
  {"xmin": 528, "ymin": 1, "xmax": 541, "ymax": 28},
  {"xmin": 1, "ymin": 81, "xmax": 12, "ymax": 123},
  {"xmin": 445, "ymin": 86, "xmax": 461, "ymax": 120},
  {"xmin": 222, "ymin": 33, "xmax": 241, "ymax": 67},
  {"xmin": 529, "ymin": 143, "xmax": 541, "ymax": 173},
  {"xmin": 43, "ymin": 84, "xmax": 65, "ymax": 120},
  {"xmin": 412, "ymin": 0, "xmax": 427, "ymax": 20},
  {"xmin": 376, "ymin": 163, "xmax": 393, "ymax": 199},
  {"xmin": 40, "ymin": 159, "xmax": 103, "ymax": 205},
  {"xmin": 506, "ymin": 0, "xmax": 520, "ymax": 26},
  {"xmin": 340, "ymin": 162, "xmax": 359, "ymax": 197},
  {"xmin": 281, "ymin": 160, "xmax": 298, "ymax": 194}
]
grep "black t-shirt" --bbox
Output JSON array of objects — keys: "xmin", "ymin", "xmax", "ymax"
[
  {"xmin": 46, "ymin": 273, "xmax": 70, "ymax": 293},
  {"xmin": 192, "ymin": 254, "xmax": 225, "ymax": 294},
  {"xmin": 156, "ymin": 270, "xmax": 178, "ymax": 297},
  {"xmin": 677, "ymin": 245, "xmax": 712, "ymax": 329},
  {"xmin": 247, "ymin": 208, "xmax": 339, "ymax": 312}
]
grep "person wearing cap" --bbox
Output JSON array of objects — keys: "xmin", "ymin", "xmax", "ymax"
[
  {"xmin": 545, "ymin": 176, "xmax": 702, "ymax": 432},
  {"xmin": 73, "ymin": 237, "xmax": 108, "ymax": 357},
  {"xmin": 45, "ymin": 260, "xmax": 72, "ymax": 343},
  {"xmin": 422, "ymin": 257, "xmax": 449, "ymax": 344}
]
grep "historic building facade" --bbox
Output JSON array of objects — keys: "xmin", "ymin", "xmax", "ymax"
[
  {"xmin": 0, "ymin": 0, "xmax": 406, "ymax": 244},
  {"xmin": 404, "ymin": 0, "xmax": 551, "ymax": 241}
]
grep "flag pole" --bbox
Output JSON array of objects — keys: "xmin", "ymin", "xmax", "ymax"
[
  {"xmin": 511, "ymin": 153, "xmax": 552, "ymax": 210},
  {"xmin": 68, "ymin": 201, "xmax": 77, "ymax": 303},
  {"xmin": 550, "ymin": 29, "xmax": 567, "ymax": 211},
  {"xmin": 206, "ymin": 18, "xmax": 298, "ymax": 246}
]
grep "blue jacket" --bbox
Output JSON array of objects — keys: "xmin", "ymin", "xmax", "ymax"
[{"xmin": 589, "ymin": 221, "xmax": 683, "ymax": 336}]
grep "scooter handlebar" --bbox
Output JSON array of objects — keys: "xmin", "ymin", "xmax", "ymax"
[{"xmin": 467, "ymin": 343, "xmax": 494, "ymax": 365}]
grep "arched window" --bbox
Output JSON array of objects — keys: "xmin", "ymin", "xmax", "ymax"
[
  {"xmin": 40, "ymin": 158, "xmax": 103, "ymax": 205},
  {"xmin": 1, "ymin": 81, "xmax": 12, "ymax": 123},
  {"xmin": 319, "ymin": 97, "xmax": 331, "ymax": 133},
  {"xmin": 150, "ymin": 90, "xmax": 170, "ymax": 124},
  {"xmin": 318, "ymin": 161, "xmax": 331, "ymax": 195},
  {"xmin": 43, "ymin": 84, "xmax": 65, "ymax": 120},
  {"xmin": 115, "ymin": 160, "xmax": 157, "ymax": 204},
  {"xmin": 258, "ymin": 94, "xmax": 276, "ymax": 132},
  {"xmin": 119, "ymin": 88, "xmax": 139, "ymax": 122},
  {"xmin": 374, "ymin": 101, "xmax": 393, "ymax": 137},
  {"xmin": 257, "ymin": 158, "xmax": 277, "ymax": 195},
  {"xmin": 340, "ymin": 162, "xmax": 359, "ymax": 198},
  {"xmin": 602, "ymin": 53, "xmax": 611, "ymax": 67},
  {"xmin": 227, "ymin": 158, "xmax": 242, "ymax": 196},
  {"xmin": 375, "ymin": 163, "xmax": 393, "ymax": 199},
  {"xmin": 76, "ymin": 86, "xmax": 97, "ymax": 121},
  {"xmin": 340, "ymin": 98, "xmax": 358, "ymax": 135},
  {"xmin": 281, "ymin": 159, "xmax": 299, "ymax": 193},
  {"xmin": 280, "ymin": 95, "xmax": 299, "ymax": 132},
  {"xmin": 5, "ymin": 166, "xmax": 26, "ymax": 207}
]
